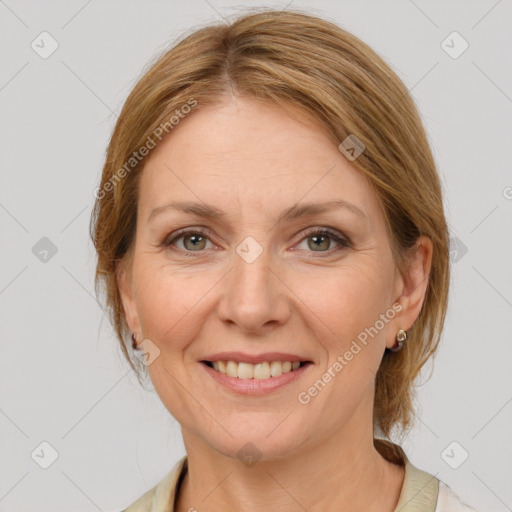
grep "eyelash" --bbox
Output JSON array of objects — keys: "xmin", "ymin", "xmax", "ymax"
[{"xmin": 162, "ymin": 227, "xmax": 351, "ymax": 257}]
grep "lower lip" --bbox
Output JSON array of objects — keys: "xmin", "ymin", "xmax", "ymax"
[{"xmin": 200, "ymin": 362, "xmax": 311, "ymax": 395}]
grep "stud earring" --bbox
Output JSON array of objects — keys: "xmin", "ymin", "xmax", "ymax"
[{"xmin": 389, "ymin": 329, "xmax": 407, "ymax": 353}]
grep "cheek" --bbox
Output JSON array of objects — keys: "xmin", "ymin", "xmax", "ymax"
[
  {"xmin": 321, "ymin": 265, "xmax": 392, "ymax": 331},
  {"xmin": 294, "ymin": 265, "xmax": 393, "ymax": 428},
  {"xmin": 133, "ymin": 263, "xmax": 218, "ymax": 354},
  {"xmin": 311, "ymin": 261, "xmax": 394, "ymax": 372},
  {"xmin": 133, "ymin": 265, "xmax": 218, "ymax": 423}
]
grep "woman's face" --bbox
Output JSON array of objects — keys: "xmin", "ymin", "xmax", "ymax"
[{"xmin": 119, "ymin": 96, "xmax": 419, "ymax": 461}]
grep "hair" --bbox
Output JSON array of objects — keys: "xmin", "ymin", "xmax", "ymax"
[{"xmin": 89, "ymin": 8, "xmax": 450, "ymax": 453}]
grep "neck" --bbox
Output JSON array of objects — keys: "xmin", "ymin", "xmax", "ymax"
[{"xmin": 175, "ymin": 423, "xmax": 405, "ymax": 512}]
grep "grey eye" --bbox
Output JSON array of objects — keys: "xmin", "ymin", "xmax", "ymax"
[
  {"xmin": 306, "ymin": 233, "xmax": 332, "ymax": 251},
  {"xmin": 181, "ymin": 233, "xmax": 208, "ymax": 251}
]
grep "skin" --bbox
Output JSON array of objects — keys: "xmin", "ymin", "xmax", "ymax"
[{"xmin": 118, "ymin": 95, "xmax": 432, "ymax": 512}]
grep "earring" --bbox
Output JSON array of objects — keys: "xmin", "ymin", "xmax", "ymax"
[
  {"xmin": 131, "ymin": 332, "xmax": 139, "ymax": 350},
  {"xmin": 389, "ymin": 329, "xmax": 407, "ymax": 353}
]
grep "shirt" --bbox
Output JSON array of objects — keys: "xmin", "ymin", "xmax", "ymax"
[{"xmin": 121, "ymin": 440, "xmax": 481, "ymax": 512}]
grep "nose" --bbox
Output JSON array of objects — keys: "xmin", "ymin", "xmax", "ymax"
[{"xmin": 216, "ymin": 242, "xmax": 291, "ymax": 333}]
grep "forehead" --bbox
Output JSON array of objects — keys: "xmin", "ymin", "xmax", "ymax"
[{"xmin": 138, "ymin": 96, "xmax": 380, "ymax": 223}]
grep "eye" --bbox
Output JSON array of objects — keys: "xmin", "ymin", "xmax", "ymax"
[
  {"xmin": 162, "ymin": 227, "xmax": 350, "ymax": 256},
  {"xmin": 295, "ymin": 227, "xmax": 350, "ymax": 254},
  {"xmin": 164, "ymin": 229, "xmax": 215, "ymax": 254}
]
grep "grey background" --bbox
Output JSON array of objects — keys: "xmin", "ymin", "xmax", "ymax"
[{"xmin": 1, "ymin": 0, "xmax": 511, "ymax": 511}]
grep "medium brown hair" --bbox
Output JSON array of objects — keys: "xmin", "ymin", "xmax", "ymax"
[{"xmin": 90, "ymin": 8, "xmax": 450, "ymax": 445}]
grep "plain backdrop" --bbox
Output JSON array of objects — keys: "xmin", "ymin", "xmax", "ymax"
[{"xmin": 1, "ymin": 0, "xmax": 511, "ymax": 511}]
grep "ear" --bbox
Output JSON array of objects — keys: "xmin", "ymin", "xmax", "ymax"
[
  {"xmin": 116, "ymin": 255, "xmax": 140, "ymax": 336},
  {"xmin": 387, "ymin": 236, "xmax": 433, "ymax": 349}
]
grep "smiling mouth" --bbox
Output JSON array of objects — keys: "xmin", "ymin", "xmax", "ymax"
[{"xmin": 202, "ymin": 360, "xmax": 311, "ymax": 380}]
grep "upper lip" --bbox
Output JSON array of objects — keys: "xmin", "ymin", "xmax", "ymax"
[{"xmin": 201, "ymin": 352, "xmax": 311, "ymax": 364}]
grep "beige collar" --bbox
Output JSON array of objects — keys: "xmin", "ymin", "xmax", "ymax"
[{"xmin": 395, "ymin": 456, "xmax": 439, "ymax": 511}]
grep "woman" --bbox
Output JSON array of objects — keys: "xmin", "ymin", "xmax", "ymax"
[{"xmin": 90, "ymin": 9, "xmax": 480, "ymax": 512}]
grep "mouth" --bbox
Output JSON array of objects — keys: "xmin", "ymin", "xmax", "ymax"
[{"xmin": 201, "ymin": 360, "xmax": 312, "ymax": 380}]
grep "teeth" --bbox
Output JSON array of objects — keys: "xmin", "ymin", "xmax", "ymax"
[
  {"xmin": 254, "ymin": 362, "xmax": 270, "ymax": 379},
  {"xmin": 270, "ymin": 361, "xmax": 282, "ymax": 377},
  {"xmin": 209, "ymin": 360, "xmax": 305, "ymax": 379},
  {"xmin": 238, "ymin": 362, "xmax": 254, "ymax": 379},
  {"xmin": 226, "ymin": 361, "xmax": 238, "ymax": 378}
]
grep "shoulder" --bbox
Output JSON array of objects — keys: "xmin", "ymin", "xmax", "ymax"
[
  {"xmin": 436, "ymin": 480, "xmax": 482, "ymax": 512},
  {"xmin": 120, "ymin": 456, "xmax": 187, "ymax": 512}
]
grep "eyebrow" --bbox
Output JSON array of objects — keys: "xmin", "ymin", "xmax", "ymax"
[{"xmin": 147, "ymin": 199, "xmax": 367, "ymax": 225}]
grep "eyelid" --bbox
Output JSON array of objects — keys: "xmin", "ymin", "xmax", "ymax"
[
  {"xmin": 163, "ymin": 225, "xmax": 351, "ymax": 254},
  {"xmin": 162, "ymin": 227, "xmax": 218, "ymax": 250},
  {"xmin": 297, "ymin": 227, "xmax": 351, "ymax": 250}
]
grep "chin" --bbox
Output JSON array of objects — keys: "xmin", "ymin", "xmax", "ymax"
[{"xmin": 192, "ymin": 417, "xmax": 311, "ymax": 464}]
